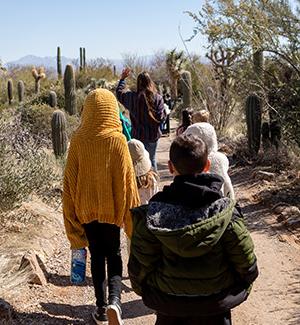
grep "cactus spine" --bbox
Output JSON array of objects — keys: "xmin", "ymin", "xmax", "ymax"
[
  {"xmin": 179, "ymin": 70, "xmax": 192, "ymax": 109},
  {"xmin": 51, "ymin": 110, "xmax": 68, "ymax": 158},
  {"xmin": 32, "ymin": 67, "xmax": 46, "ymax": 94},
  {"xmin": 57, "ymin": 46, "xmax": 62, "ymax": 79},
  {"xmin": 64, "ymin": 64, "xmax": 77, "ymax": 115},
  {"xmin": 246, "ymin": 94, "xmax": 261, "ymax": 155},
  {"xmin": 17, "ymin": 80, "xmax": 25, "ymax": 103},
  {"xmin": 7, "ymin": 79, "xmax": 13, "ymax": 104},
  {"xmin": 49, "ymin": 91, "xmax": 57, "ymax": 108}
]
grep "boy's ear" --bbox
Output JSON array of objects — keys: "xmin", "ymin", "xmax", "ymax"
[
  {"xmin": 168, "ymin": 160, "xmax": 174, "ymax": 174},
  {"xmin": 203, "ymin": 159, "xmax": 211, "ymax": 173}
]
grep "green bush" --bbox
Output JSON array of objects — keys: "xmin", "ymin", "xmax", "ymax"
[{"xmin": 0, "ymin": 110, "xmax": 63, "ymax": 211}]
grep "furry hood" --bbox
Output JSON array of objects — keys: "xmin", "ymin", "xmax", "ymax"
[{"xmin": 145, "ymin": 174, "xmax": 235, "ymax": 257}]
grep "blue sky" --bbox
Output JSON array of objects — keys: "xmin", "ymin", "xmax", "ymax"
[{"xmin": 1, "ymin": 0, "xmax": 207, "ymax": 63}]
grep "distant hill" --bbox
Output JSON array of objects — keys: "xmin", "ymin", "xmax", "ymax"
[{"xmin": 6, "ymin": 55, "xmax": 75, "ymax": 70}]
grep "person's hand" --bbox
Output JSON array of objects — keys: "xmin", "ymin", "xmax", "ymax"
[{"xmin": 121, "ymin": 67, "xmax": 131, "ymax": 80}]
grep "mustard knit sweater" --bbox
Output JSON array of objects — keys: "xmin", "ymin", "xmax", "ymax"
[{"xmin": 63, "ymin": 89, "xmax": 140, "ymax": 249}]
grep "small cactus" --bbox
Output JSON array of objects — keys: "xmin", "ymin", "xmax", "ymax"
[
  {"xmin": 32, "ymin": 67, "xmax": 46, "ymax": 94},
  {"xmin": 246, "ymin": 94, "xmax": 261, "ymax": 155},
  {"xmin": 17, "ymin": 80, "xmax": 25, "ymax": 103},
  {"xmin": 7, "ymin": 79, "xmax": 13, "ymax": 104},
  {"xmin": 49, "ymin": 91, "xmax": 57, "ymax": 108},
  {"xmin": 64, "ymin": 64, "xmax": 77, "ymax": 115},
  {"xmin": 51, "ymin": 110, "xmax": 68, "ymax": 158},
  {"xmin": 57, "ymin": 46, "xmax": 62, "ymax": 79},
  {"xmin": 179, "ymin": 70, "xmax": 192, "ymax": 109}
]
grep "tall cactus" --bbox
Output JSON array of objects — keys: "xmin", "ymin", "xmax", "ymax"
[
  {"xmin": 7, "ymin": 79, "xmax": 13, "ymax": 104},
  {"xmin": 32, "ymin": 67, "xmax": 46, "ymax": 94},
  {"xmin": 57, "ymin": 46, "xmax": 62, "ymax": 79},
  {"xmin": 17, "ymin": 80, "xmax": 25, "ymax": 103},
  {"xmin": 64, "ymin": 64, "xmax": 77, "ymax": 115},
  {"xmin": 49, "ymin": 91, "xmax": 57, "ymax": 108},
  {"xmin": 246, "ymin": 94, "xmax": 261, "ymax": 155},
  {"xmin": 51, "ymin": 110, "xmax": 68, "ymax": 158},
  {"xmin": 179, "ymin": 70, "xmax": 192, "ymax": 109},
  {"xmin": 83, "ymin": 48, "xmax": 86, "ymax": 71},
  {"xmin": 79, "ymin": 47, "xmax": 83, "ymax": 71}
]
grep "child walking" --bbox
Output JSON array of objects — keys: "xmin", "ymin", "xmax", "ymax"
[
  {"xmin": 63, "ymin": 89, "xmax": 140, "ymax": 325},
  {"xmin": 128, "ymin": 134, "xmax": 258, "ymax": 325},
  {"xmin": 128, "ymin": 139, "xmax": 159, "ymax": 205}
]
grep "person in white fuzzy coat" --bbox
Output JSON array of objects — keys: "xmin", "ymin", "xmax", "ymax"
[{"xmin": 184, "ymin": 122, "xmax": 235, "ymax": 200}]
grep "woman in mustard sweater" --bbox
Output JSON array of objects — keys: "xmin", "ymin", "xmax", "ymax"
[{"xmin": 63, "ymin": 88, "xmax": 140, "ymax": 324}]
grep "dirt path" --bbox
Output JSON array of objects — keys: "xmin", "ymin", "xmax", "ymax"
[{"xmin": 6, "ymin": 124, "xmax": 300, "ymax": 325}]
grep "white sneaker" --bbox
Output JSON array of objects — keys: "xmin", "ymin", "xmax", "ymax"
[{"xmin": 106, "ymin": 303, "xmax": 123, "ymax": 325}]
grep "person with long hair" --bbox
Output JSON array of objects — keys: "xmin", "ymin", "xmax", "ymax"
[
  {"xmin": 176, "ymin": 108, "xmax": 193, "ymax": 136},
  {"xmin": 116, "ymin": 68, "xmax": 165, "ymax": 171}
]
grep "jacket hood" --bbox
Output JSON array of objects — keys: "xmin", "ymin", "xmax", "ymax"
[
  {"xmin": 146, "ymin": 174, "xmax": 235, "ymax": 257},
  {"xmin": 77, "ymin": 89, "xmax": 122, "ymax": 139}
]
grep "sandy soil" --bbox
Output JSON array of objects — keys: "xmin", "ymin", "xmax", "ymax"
[{"xmin": 2, "ymin": 124, "xmax": 300, "ymax": 325}]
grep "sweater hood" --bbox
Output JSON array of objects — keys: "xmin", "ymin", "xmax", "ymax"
[
  {"xmin": 77, "ymin": 89, "xmax": 122, "ymax": 138},
  {"xmin": 146, "ymin": 174, "xmax": 235, "ymax": 257},
  {"xmin": 185, "ymin": 122, "xmax": 218, "ymax": 154}
]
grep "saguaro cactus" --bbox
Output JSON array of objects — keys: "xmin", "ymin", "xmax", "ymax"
[
  {"xmin": 49, "ymin": 91, "xmax": 57, "ymax": 108},
  {"xmin": 83, "ymin": 48, "xmax": 86, "ymax": 71},
  {"xmin": 179, "ymin": 70, "xmax": 192, "ymax": 109},
  {"xmin": 51, "ymin": 110, "xmax": 68, "ymax": 158},
  {"xmin": 57, "ymin": 46, "xmax": 62, "ymax": 79},
  {"xmin": 64, "ymin": 64, "xmax": 77, "ymax": 115},
  {"xmin": 79, "ymin": 47, "xmax": 83, "ymax": 71},
  {"xmin": 32, "ymin": 67, "xmax": 46, "ymax": 94},
  {"xmin": 246, "ymin": 95, "xmax": 261, "ymax": 155},
  {"xmin": 7, "ymin": 79, "xmax": 13, "ymax": 104},
  {"xmin": 17, "ymin": 80, "xmax": 25, "ymax": 103}
]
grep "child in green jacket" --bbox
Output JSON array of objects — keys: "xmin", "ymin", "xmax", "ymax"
[{"xmin": 128, "ymin": 134, "xmax": 258, "ymax": 325}]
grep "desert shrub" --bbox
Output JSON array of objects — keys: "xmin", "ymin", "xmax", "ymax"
[{"xmin": 0, "ymin": 110, "xmax": 63, "ymax": 211}]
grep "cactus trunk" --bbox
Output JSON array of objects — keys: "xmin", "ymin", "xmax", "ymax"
[
  {"xmin": 64, "ymin": 64, "xmax": 77, "ymax": 115},
  {"xmin": 179, "ymin": 70, "xmax": 192, "ymax": 109},
  {"xmin": 246, "ymin": 95, "xmax": 262, "ymax": 155},
  {"xmin": 57, "ymin": 46, "xmax": 62, "ymax": 79},
  {"xmin": 83, "ymin": 48, "xmax": 86, "ymax": 71},
  {"xmin": 17, "ymin": 80, "xmax": 25, "ymax": 103},
  {"xmin": 80, "ymin": 47, "xmax": 83, "ymax": 71},
  {"xmin": 7, "ymin": 79, "xmax": 13, "ymax": 104},
  {"xmin": 51, "ymin": 110, "xmax": 68, "ymax": 158},
  {"xmin": 49, "ymin": 91, "xmax": 58, "ymax": 108}
]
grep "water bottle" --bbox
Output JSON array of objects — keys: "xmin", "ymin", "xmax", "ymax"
[{"xmin": 70, "ymin": 248, "xmax": 87, "ymax": 284}]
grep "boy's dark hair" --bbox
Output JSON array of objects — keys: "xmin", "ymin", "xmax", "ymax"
[{"xmin": 170, "ymin": 134, "xmax": 208, "ymax": 175}]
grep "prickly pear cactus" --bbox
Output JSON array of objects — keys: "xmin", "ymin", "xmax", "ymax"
[
  {"xmin": 7, "ymin": 79, "xmax": 13, "ymax": 104},
  {"xmin": 246, "ymin": 95, "xmax": 261, "ymax": 155},
  {"xmin": 64, "ymin": 64, "xmax": 77, "ymax": 115},
  {"xmin": 57, "ymin": 46, "xmax": 62, "ymax": 79},
  {"xmin": 51, "ymin": 110, "xmax": 68, "ymax": 158},
  {"xmin": 17, "ymin": 80, "xmax": 25, "ymax": 103},
  {"xmin": 179, "ymin": 70, "xmax": 192, "ymax": 109},
  {"xmin": 49, "ymin": 91, "xmax": 57, "ymax": 108}
]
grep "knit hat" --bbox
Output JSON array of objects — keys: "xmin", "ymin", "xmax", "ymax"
[
  {"xmin": 184, "ymin": 122, "xmax": 218, "ymax": 154},
  {"xmin": 128, "ymin": 139, "xmax": 152, "ymax": 177}
]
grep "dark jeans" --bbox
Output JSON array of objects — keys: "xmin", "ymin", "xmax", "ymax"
[
  {"xmin": 156, "ymin": 311, "xmax": 232, "ymax": 325},
  {"xmin": 144, "ymin": 141, "xmax": 158, "ymax": 171},
  {"xmin": 84, "ymin": 222, "xmax": 122, "ymax": 307}
]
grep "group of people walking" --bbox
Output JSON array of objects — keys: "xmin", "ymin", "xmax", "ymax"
[{"xmin": 63, "ymin": 69, "xmax": 258, "ymax": 325}]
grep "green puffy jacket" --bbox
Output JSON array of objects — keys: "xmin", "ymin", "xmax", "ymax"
[{"xmin": 128, "ymin": 174, "xmax": 258, "ymax": 315}]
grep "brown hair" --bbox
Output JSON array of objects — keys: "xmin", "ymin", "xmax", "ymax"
[
  {"xmin": 137, "ymin": 72, "xmax": 159, "ymax": 123},
  {"xmin": 136, "ymin": 170, "xmax": 159, "ymax": 189},
  {"xmin": 192, "ymin": 110, "xmax": 210, "ymax": 123},
  {"xmin": 170, "ymin": 134, "xmax": 208, "ymax": 175}
]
